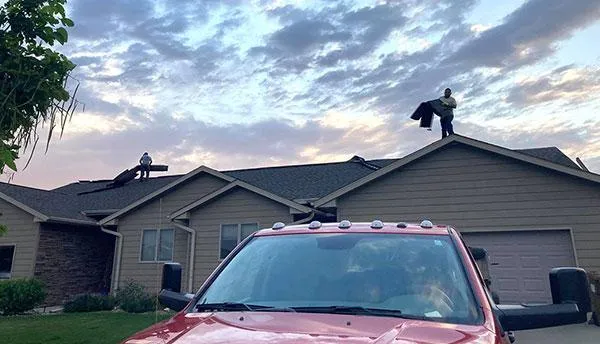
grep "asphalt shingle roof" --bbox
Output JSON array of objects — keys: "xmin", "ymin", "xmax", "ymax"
[
  {"xmin": 0, "ymin": 146, "xmax": 583, "ymax": 224},
  {"xmin": 0, "ymin": 184, "xmax": 87, "ymax": 221},
  {"xmin": 223, "ymin": 161, "xmax": 379, "ymax": 200},
  {"xmin": 515, "ymin": 147, "xmax": 580, "ymax": 169}
]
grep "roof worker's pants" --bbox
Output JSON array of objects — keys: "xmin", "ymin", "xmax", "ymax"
[
  {"xmin": 140, "ymin": 164, "xmax": 150, "ymax": 179},
  {"xmin": 441, "ymin": 115, "xmax": 454, "ymax": 139}
]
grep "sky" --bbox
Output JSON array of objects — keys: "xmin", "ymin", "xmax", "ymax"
[{"xmin": 3, "ymin": 0, "xmax": 600, "ymax": 189}]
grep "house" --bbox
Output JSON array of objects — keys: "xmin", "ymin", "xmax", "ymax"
[{"xmin": 0, "ymin": 135, "xmax": 599, "ymax": 305}]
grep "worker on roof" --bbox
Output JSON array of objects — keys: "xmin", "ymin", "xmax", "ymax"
[
  {"xmin": 409, "ymin": 87, "xmax": 457, "ymax": 139},
  {"xmin": 439, "ymin": 88, "xmax": 456, "ymax": 139},
  {"xmin": 139, "ymin": 152, "xmax": 152, "ymax": 181}
]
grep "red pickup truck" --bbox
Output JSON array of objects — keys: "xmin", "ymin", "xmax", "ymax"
[{"xmin": 124, "ymin": 221, "xmax": 592, "ymax": 344}]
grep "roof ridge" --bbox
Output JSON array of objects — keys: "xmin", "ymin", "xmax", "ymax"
[
  {"xmin": 222, "ymin": 160, "xmax": 358, "ymax": 173},
  {"xmin": 516, "ymin": 146, "xmax": 559, "ymax": 151},
  {"xmin": 54, "ymin": 174, "xmax": 185, "ymax": 189}
]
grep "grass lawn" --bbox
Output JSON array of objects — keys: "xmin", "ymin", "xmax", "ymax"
[{"xmin": 0, "ymin": 311, "xmax": 173, "ymax": 344}]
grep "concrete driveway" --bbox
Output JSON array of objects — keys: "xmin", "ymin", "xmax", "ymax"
[{"xmin": 515, "ymin": 324, "xmax": 599, "ymax": 343}]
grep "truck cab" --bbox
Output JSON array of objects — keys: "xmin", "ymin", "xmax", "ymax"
[{"xmin": 124, "ymin": 220, "xmax": 592, "ymax": 344}]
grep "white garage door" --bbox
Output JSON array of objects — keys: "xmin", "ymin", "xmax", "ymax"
[{"xmin": 462, "ymin": 230, "xmax": 576, "ymax": 304}]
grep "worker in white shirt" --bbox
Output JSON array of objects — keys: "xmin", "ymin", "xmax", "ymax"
[
  {"xmin": 139, "ymin": 152, "xmax": 153, "ymax": 180},
  {"xmin": 439, "ymin": 88, "xmax": 457, "ymax": 139}
]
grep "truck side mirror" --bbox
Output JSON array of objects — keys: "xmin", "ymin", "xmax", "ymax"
[
  {"xmin": 496, "ymin": 267, "xmax": 591, "ymax": 331},
  {"xmin": 469, "ymin": 247, "xmax": 487, "ymax": 260},
  {"xmin": 550, "ymin": 267, "xmax": 592, "ymax": 313},
  {"xmin": 161, "ymin": 262, "xmax": 182, "ymax": 293}
]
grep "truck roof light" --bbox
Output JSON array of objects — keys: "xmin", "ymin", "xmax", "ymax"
[
  {"xmin": 272, "ymin": 222, "xmax": 285, "ymax": 230},
  {"xmin": 370, "ymin": 220, "xmax": 384, "ymax": 229},
  {"xmin": 397, "ymin": 222, "xmax": 408, "ymax": 228},
  {"xmin": 308, "ymin": 221, "xmax": 322, "ymax": 230},
  {"xmin": 420, "ymin": 220, "xmax": 433, "ymax": 229},
  {"xmin": 338, "ymin": 220, "xmax": 352, "ymax": 229}
]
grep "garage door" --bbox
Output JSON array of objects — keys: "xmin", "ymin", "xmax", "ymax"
[{"xmin": 462, "ymin": 230, "xmax": 576, "ymax": 304}]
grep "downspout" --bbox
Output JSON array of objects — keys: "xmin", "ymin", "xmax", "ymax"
[
  {"xmin": 101, "ymin": 226, "xmax": 123, "ymax": 293},
  {"xmin": 171, "ymin": 220, "xmax": 195, "ymax": 292}
]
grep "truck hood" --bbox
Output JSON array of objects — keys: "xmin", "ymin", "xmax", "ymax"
[{"xmin": 124, "ymin": 312, "xmax": 495, "ymax": 344}]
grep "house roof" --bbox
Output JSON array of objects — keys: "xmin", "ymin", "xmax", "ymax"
[
  {"xmin": 0, "ymin": 136, "xmax": 590, "ymax": 225},
  {"xmin": 313, "ymin": 135, "xmax": 600, "ymax": 207},
  {"xmin": 223, "ymin": 160, "xmax": 381, "ymax": 201}
]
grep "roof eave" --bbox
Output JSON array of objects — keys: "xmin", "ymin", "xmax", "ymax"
[{"xmin": 34, "ymin": 216, "xmax": 99, "ymax": 227}]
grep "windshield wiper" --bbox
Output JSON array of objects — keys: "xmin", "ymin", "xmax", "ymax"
[
  {"xmin": 290, "ymin": 306, "xmax": 415, "ymax": 319},
  {"xmin": 195, "ymin": 302, "xmax": 256, "ymax": 312},
  {"xmin": 195, "ymin": 302, "xmax": 295, "ymax": 313}
]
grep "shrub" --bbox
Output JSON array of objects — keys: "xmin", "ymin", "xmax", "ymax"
[
  {"xmin": 0, "ymin": 278, "xmax": 46, "ymax": 315},
  {"xmin": 115, "ymin": 281, "xmax": 157, "ymax": 313},
  {"xmin": 64, "ymin": 293, "xmax": 116, "ymax": 313}
]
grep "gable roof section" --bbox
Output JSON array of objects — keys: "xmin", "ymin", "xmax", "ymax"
[
  {"xmin": 98, "ymin": 166, "xmax": 235, "ymax": 225},
  {"xmin": 313, "ymin": 135, "xmax": 600, "ymax": 207},
  {"xmin": 170, "ymin": 180, "xmax": 313, "ymax": 220},
  {"xmin": 222, "ymin": 160, "xmax": 382, "ymax": 200}
]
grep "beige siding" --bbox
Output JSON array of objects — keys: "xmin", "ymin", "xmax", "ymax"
[
  {"xmin": 0, "ymin": 199, "xmax": 38, "ymax": 278},
  {"xmin": 337, "ymin": 143, "xmax": 600, "ymax": 272},
  {"xmin": 116, "ymin": 174, "xmax": 228, "ymax": 293},
  {"xmin": 189, "ymin": 187, "xmax": 293, "ymax": 290}
]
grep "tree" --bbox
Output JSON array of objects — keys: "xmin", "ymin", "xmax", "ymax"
[{"xmin": 0, "ymin": 0, "xmax": 81, "ymax": 174}]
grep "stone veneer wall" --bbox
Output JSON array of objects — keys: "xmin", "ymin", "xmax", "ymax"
[{"xmin": 34, "ymin": 223, "xmax": 114, "ymax": 305}]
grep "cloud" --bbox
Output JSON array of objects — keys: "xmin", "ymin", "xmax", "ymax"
[
  {"xmin": 505, "ymin": 66, "xmax": 600, "ymax": 107},
  {"xmin": 68, "ymin": 0, "xmax": 155, "ymax": 40},
  {"xmin": 447, "ymin": 0, "xmax": 600, "ymax": 69},
  {"xmin": 270, "ymin": 20, "xmax": 351, "ymax": 54},
  {"xmin": 129, "ymin": 13, "xmax": 194, "ymax": 60},
  {"xmin": 316, "ymin": 3, "xmax": 409, "ymax": 66}
]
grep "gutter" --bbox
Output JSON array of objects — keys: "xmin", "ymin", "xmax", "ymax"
[
  {"xmin": 46, "ymin": 217, "xmax": 99, "ymax": 226},
  {"xmin": 81, "ymin": 209, "xmax": 121, "ymax": 217},
  {"xmin": 171, "ymin": 220, "xmax": 195, "ymax": 292},
  {"xmin": 101, "ymin": 226, "xmax": 123, "ymax": 293}
]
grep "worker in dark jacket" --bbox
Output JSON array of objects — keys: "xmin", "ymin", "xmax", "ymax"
[
  {"xmin": 139, "ymin": 152, "xmax": 152, "ymax": 180},
  {"xmin": 439, "ymin": 88, "xmax": 457, "ymax": 138}
]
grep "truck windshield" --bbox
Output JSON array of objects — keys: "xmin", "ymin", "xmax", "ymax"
[{"xmin": 196, "ymin": 233, "xmax": 482, "ymax": 325}]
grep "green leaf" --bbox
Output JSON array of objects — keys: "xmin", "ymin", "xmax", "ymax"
[
  {"xmin": 0, "ymin": 148, "xmax": 17, "ymax": 172},
  {"xmin": 55, "ymin": 27, "xmax": 68, "ymax": 44},
  {"xmin": 41, "ymin": 26, "xmax": 55, "ymax": 45},
  {"xmin": 62, "ymin": 18, "xmax": 74, "ymax": 27}
]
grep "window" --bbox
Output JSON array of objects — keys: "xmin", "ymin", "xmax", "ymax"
[
  {"xmin": 0, "ymin": 245, "xmax": 15, "ymax": 279},
  {"xmin": 140, "ymin": 229, "xmax": 174, "ymax": 262},
  {"xmin": 220, "ymin": 223, "xmax": 259, "ymax": 259}
]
